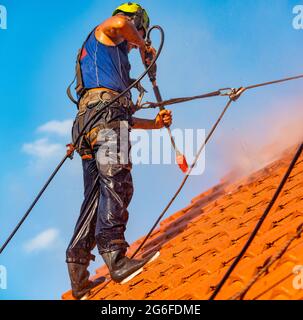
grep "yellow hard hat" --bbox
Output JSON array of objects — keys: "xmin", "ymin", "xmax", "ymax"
[{"xmin": 113, "ymin": 2, "xmax": 150, "ymax": 37}]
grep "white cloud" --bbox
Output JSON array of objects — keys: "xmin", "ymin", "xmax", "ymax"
[
  {"xmin": 22, "ymin": 138, "xmax": 63, "ymax": 159},
  {"xmin": 37, "ymin": 119, "xmax": 73, "ymax": 137},
  {"xmin": 24, "ymin": 228, "xmax": 60, "ymax": 253}
]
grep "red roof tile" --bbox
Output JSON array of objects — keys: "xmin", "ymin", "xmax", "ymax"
[{"xmin": 62, "ymin": 145, "xmax": 303, "ymax": 300}]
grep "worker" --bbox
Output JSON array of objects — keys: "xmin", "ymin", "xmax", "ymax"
[{"xmin": 66, "ymin": 2, "xmax": 172, "ymax": 299}]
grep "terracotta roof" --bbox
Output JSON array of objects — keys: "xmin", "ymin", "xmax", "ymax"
[{"xmin": 62, "ymin": 145, "xmax": 303, "ymax": 300}]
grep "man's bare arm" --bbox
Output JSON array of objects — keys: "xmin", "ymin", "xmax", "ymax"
[
  {"xmin": 132, "ymin": 118, "xmax": 157, "ymax": 130},
  {"xmin": 96, "ymin": 15, "xmax": 153, "ymax": 64},
  {"xmin": 96, "ymin": 16, "xmax": 144, "ymax": 46},
  {"xmin": 132, "ymin": 110, "xmax": 172, "ymax": 130}
]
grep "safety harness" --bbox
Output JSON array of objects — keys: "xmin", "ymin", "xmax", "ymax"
[
  {"xmin": 74, "ymin": 88, "xmax": 134, "ymax": 160},
  {"xmin": 66, "ymin": 29, "xmax": 96, "ymax": 105}
]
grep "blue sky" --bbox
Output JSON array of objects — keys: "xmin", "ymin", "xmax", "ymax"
[{"xmin": 0, "ymin": 0, "xmax": 303, "ymax": 299}]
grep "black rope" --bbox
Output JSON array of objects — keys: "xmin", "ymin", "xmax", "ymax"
[
  {"xmin": 230, "ymin": 222, "xmax": 303, "ymax": 300},
  {"xmin": 209, "ymin": 142, "xmax": 303, "ymax": 300},
  {"xmin": 0, "ymin": 156, "xmax": 68, "ymax": 255}
]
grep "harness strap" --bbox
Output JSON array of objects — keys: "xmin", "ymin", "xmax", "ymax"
[
  {"xmin": 66, "ymin": 76, "xmax": 78, "ymax": 105},
  {"xmin": 66, "ymin": 28, "xmax": 97, "ymax": 105}
]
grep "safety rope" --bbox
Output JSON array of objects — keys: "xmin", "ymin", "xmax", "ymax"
[
  {"xmin": 139, "ymin": 89, "xmax": 229, "ymax": 109},
  {"xmin": 229, "ymin": 223, "xmax": 303, "ymax": 300},
  {"xmin": 140, "ymin": 74, "xmax": 303, "ymax": 110},
  {"xmin": 209, "ymin": 142, "xmax": 303, "ymax": 300}
]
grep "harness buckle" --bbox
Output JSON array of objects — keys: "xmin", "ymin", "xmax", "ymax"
[
  {"xmin": 219, "ymin": 87, "xmax": 234, "ymax": 97},
  {"xmin": 219, "ymin": 87, "xmax": 246, "ymax": 101}
]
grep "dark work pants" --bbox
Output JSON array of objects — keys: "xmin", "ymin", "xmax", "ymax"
[{"xmin": 66, "ymin": 103, "xmax": 134, "ymax": 265}]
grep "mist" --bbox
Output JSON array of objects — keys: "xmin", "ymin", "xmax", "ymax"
[{"xmin": 215, "ymin": 97, "xmax": 303, "ymax": 183}]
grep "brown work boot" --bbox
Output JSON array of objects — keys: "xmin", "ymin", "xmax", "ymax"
[
  {"xmin": 67, "ymin": 263, "xmax": 94, "ymax": 299},
  {"xmin": 102, "ymin": 249, "xmax": 159, "ymax": 284}
]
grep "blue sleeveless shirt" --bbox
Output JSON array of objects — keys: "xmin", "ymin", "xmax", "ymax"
[{"xmin": 80, "ymin": 30, "xmax": 132, "ymax": 93}]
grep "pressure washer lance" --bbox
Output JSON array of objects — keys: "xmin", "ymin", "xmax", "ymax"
[{"xmin": 145, "ymin": 36, "xmax": 189, "ymax": 173}]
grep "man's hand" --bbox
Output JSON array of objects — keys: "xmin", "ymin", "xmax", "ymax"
[
  {"xmin": 132, "ymin": 110, "xmax": 172, "ymax": 130},
  {"xmin": 154, "ymin": 110, "xmax": 173, "ymax": 129},
  {"xmin": 140, "ymin": 44, "xmax": 157, "ymax": 68},
  {"xmin": 144, "ymin": 45, "xmax": 157, "ymax": 81},
  {"xmin": 144, "ymin": 45, "xmax": 157, "ymax": 66}
]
